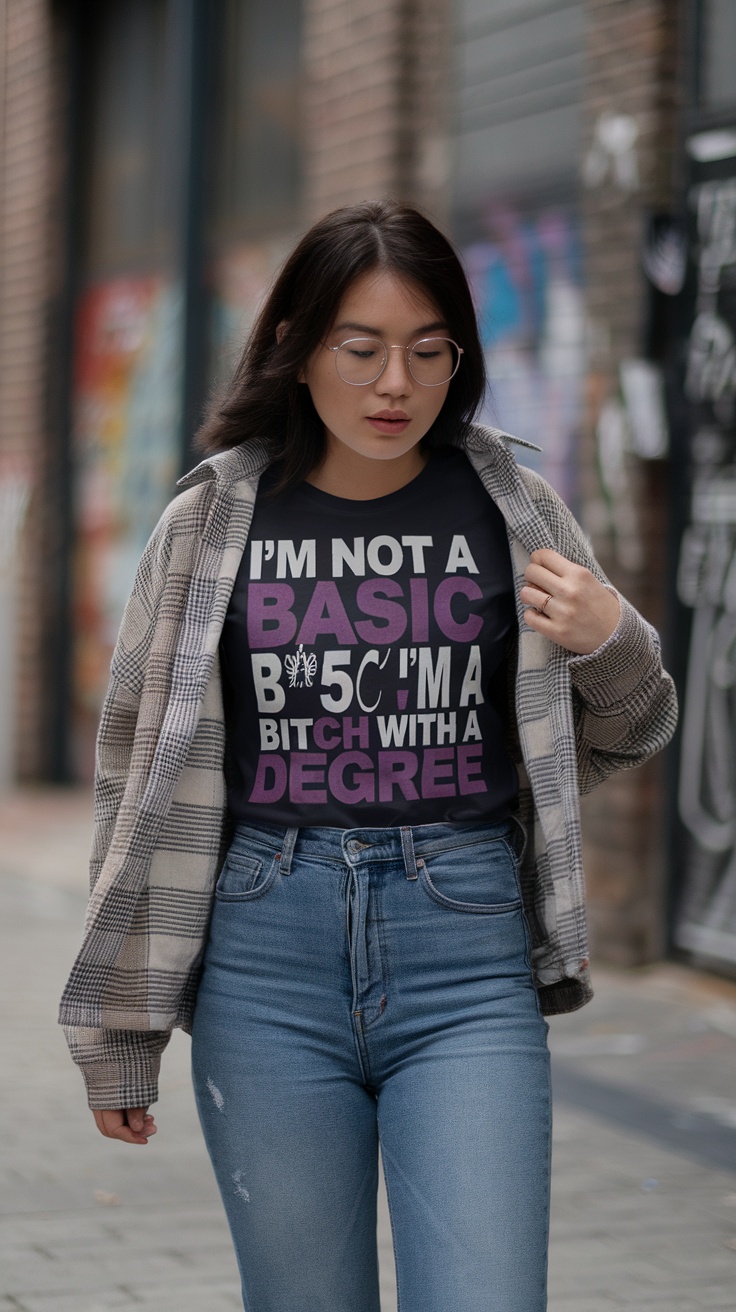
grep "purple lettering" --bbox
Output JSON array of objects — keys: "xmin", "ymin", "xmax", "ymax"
[
  {"xmin": 328, "ymin": 751, "xmax": 375, "ymax": 804},
  {"xmin": 314, "ymin": 716, "xmax": 341, "ymax": 750},
  {"xmin": 289, "ymin": 752, "xmax": 327, "ymax": 803},
  {"xmin": 421, "ymin": 747, "xmax": 456, "ymax": 798},
  {"xmin": 457, "ymin": 744, "xmax": 487, "ymax": 795},
  {"xmin": 248, "ymin": 754, "xmax": 287, "ymax": 803},
  {"xmin": 247, "ymin": 584, "xmax": 297, "ymax": 649},
  {"xmin": 410, "ymin": 577, "xmax": 429, "ymax": 643},
  {"xmin": 433, "ymin": 577, "xmax": 484, "ymax": 642},
  {"xmin": 343, "ymin": 715, "xmax": 369, "ymax": 749},
  {"xmin": 297, "ymin": 582, "xmax": 357, "ymax": 645},
  {"xmin": 378, "ymin": 751, "xmax": 419, "ymax": 803},
  {"xmin": 354, "ymin": 579, "xmax": 407, "ymax": 644}
]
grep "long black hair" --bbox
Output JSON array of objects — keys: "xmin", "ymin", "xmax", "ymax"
[{"xmin": 196, "ymin": 198, "xmax": 487, "ymax": 493}]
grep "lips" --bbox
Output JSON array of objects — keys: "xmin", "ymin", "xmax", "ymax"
[{"xmin": 366, "ymin": 410, "xmax": 411, "ymax": 434}]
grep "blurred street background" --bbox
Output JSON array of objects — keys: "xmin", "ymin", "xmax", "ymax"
[
  {"xmin": 2, "ymin": 0, "xmax": 736, "ymax": 1307},
  {"xmin": 2, "ymin": 786, "xmax": 736, "ymax": 1310}
]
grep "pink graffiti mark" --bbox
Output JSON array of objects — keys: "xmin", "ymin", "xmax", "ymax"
[{"xmin": 396, "ymin": 689, "xmax": 408, "ymax": 710}]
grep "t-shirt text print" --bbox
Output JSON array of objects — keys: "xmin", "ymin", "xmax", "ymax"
[{"xmin": 220, "ymin": 448, "xmax": 519, "ymax": 827}]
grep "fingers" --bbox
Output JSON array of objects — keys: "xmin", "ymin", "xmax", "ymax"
[
  {"xmin": 521, "ymin": 580, "xmax": 554, "ymax": 612},
  {"xmin": 528, "ymin": 548, "xmax": 568, "ymax": 575},
  {"xmin": 522, "ymin": 602, "xmax": 554, "ymax": 632},
  {"xmin": 525, "ymin": 552, "xmax": 589, "ymax": 596},
  {"xmin": 92, "ymin": 1106, "xmax": 158, "ymax": 1146},
  {"xmin": 520, "ymin": 566, "xmax": 558, "ymax": 622},
  {"xmin": 520, "ymin": 550, "xmax": 621, "ymax": 654}
]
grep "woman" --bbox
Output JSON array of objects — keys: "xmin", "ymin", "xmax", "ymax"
[{"xmin": 60, "ymin": 199, "xmax": 677, "ymax": 1311}]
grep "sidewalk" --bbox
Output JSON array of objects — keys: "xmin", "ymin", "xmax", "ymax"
[{"xmin": 1, "ymin": 787, "xmax": 736, "ymax": 1311}]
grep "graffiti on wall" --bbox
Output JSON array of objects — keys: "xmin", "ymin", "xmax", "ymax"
[
  {"xmin": 463, "ymin": 203, "xmax": 585, "ymax": 504},
  {"xmin": 69, "ymin": 239, "xmax": 292, "ymax": 779},
  {"xmin": 72, "ymin": 276, "xmax": 183, "ymax": 775},
  {"xmin": 675, "ymin": 160, "xmax": 736, "ymax": 969}
]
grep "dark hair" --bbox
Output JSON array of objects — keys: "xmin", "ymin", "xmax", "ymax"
[{"xmin": 195, "ymin": 198, "xmax": 487, "ymax": 493}]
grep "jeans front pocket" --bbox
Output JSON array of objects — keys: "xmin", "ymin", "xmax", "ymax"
[
  {"xmin": 214, "ymin": 848, "xmax": 280, "ymax": 901},
  {"xmin": 418, "ymin": 831, "xmax": 522, "ymax": 914}
]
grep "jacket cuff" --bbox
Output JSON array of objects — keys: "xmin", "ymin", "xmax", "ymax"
[
  {"xmin": 567, "ymin": 593, "xmax": 660, "ymax": 710},
  {"xmin": 61, "ymin": 1025, "xmax": 169, "ymax": 1110}
]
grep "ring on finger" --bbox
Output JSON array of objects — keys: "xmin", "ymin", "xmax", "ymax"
[{"xmin": 537, "ymin": 591, "xmax": 552, "ymax": 615}]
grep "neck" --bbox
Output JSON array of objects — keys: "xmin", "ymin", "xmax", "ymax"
[{"xmin": 305, "ymin": 439, "xmax": 428, "ymax": 500}]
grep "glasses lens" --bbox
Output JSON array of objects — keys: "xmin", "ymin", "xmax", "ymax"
[
  {"xmin": 335, "ymin": 338, "xmax": 386, "ymax": 384},
  {"xmin": 409, "ymin": 338, "xmax": 460, "ymax": 386}
]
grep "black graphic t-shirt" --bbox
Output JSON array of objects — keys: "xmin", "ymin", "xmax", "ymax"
[{"xmin": 220, "ymin": 446, "xmax": 519, "ymax": 827}]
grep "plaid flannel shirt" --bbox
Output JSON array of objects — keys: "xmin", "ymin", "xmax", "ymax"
[{"xmin": 59, "ymin": 425, "xmax": 678, "ymax": 1109}]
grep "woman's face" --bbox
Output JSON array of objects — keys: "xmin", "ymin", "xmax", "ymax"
[{"xmin": 300, "ymin": 269, "xmax": 452, "ymax": 465}]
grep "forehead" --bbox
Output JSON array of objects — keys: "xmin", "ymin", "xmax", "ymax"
[{"xmin": 333, "ymin": 268, "xmax": 444, "ymax": 330}]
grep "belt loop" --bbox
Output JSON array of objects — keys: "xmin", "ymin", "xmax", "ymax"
[
  {"xmin": 277, "ymin": 826, "xmax": 300, "ymax": 877},
  {"xmin": 400, "ymin": 826, "xmax": 419, "ymax": 880}
]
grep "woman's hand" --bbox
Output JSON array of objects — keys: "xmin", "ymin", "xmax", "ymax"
[
  {"xmin": 92, "ymin": 1106, "xmax": 157, "ymax": 1146},
  {"xmin": 520, "ymin": 549, "xmax": 621, "ymax": 656}
]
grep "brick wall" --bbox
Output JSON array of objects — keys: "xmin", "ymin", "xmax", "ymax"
[
  {"xmin": 0, "ymin": 0, "xmax": 455, "ymax": 786},
  {"xmin": 301, "ymin": 0, "xmax": 450, "ymax": 221},
  {"xmin": 580, "ymin": 0, "xmax": 683, "ymax": 962},
  {"xmin": 0, "ymin": 0, "xmax": 682, "ymax": 961}
]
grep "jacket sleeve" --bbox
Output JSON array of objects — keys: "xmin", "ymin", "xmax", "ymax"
[
  {"xmin": 522, "ymin": 469, "xmax": 678, "ymax": 793},
  {"xmin": 60, "ymin": 510, "xmax": 177, "ymax": 1109},
  {"xmin": 567, "ymin": 594, "xmax": 678, "ymax": 793},
  {"xmin": 61, "ymin": 1024, "xmax": 172, "ymax": 1110}
]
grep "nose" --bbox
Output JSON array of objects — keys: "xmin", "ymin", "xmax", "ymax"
[{"xmin": 376, "ymin": 347, "xmax": 413, "ymax": 398}]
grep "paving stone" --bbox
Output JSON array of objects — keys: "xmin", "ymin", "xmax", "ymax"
[
  {"xmin": 2, "ymin": 789, "xmax": 736, "ymax": 1310},
  {"xmin": 8, "ymin": 1290, "xmax": 240, "ymax": 1312}
]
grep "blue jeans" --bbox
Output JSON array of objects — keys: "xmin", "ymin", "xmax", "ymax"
[{"xmin": 190, "ymin": 819, "xmax": 551, "ymax": 1312}]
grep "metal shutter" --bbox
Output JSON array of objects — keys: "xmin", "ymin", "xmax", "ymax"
[{"xmin": 452, "ymin": 0, "xmax": 584, "ymax": 217}]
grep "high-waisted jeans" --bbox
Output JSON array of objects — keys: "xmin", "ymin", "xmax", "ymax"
[{"xmin": 190, "ymin": 819, "xmax": 551, "ymax": 1312}]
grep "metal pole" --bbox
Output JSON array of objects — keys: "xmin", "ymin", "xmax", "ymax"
[
  {"xmin": 48, "ymin": 0, "xmax": 88, "ymax": 782},
  {"xmin": 178, "ymin": 0, "xmax": 214, "ymax": 479},
  {"xmin": 664, "ymin": 0, "xmax": 721, "ymax": 956}
]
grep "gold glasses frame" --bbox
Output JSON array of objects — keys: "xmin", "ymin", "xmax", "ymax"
[{"xmin": 326, "ymin": 336, "xmax": 464, "ymax": 387}]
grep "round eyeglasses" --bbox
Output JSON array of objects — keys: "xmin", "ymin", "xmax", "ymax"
[{"xmin": 327, "ymin": 336, "xmax": 463, "ymax": 387}]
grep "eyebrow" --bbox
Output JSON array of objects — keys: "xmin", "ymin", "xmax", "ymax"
[{"xmin": 333, "ymin": 319, "xmax": 449, "ymax": 335}]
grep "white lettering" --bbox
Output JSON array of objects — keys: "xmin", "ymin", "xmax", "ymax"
[
  {"xmin": 320, "ymin": 651, "xmax": 353, "ymax": 713},
  {"xmin": 417, "ymin": 647, "xmax": 451, "ymax": 709},
  {"xmin": 332, "ymin": 537, "xmax": 365, "ymax": 577},
  {"xmin": 366, "ymin": 535, "xmax": 402, "ymax": 576},
  {"xmin": 251, "ymin": 654, "xmax": 285, "ymax": 713},
  {"xmin": 276, "ymin": 539, "xmax": 316, "ymax": 579},
  {"xmin": 436, "ymin": 711, "xmax": 457, "ymax": 744},
  {"xmin": 401, "ymin": 535, "xmax": 433, "ymax": 572},
  {"xmin": 290, "ymin": 718, "xmax": 314, "ymax": 750},
  {"xmin": 459, "ymin": 648, "xmax": 484, "ymax": 707},
  {"xmin": 259, "ymin": 718, "xmax": 280, "ymax": 750},
  {"xmin": 356, "ymin": 648, "xmax": 390, "ymax": 712},
  {"xmin": 462, "ymin": 709, "xmax": 482, "ymax": 741},
  {"xmin": 445, "ymin": 535, "xmax": 479, "ymax": 574},
  {"xmin": 416, "ymin": 713, "xmax": 436, "ymax": 745},
  {"xmin": 377, "ymin": 714, "xmax": 409, "ymax": 747},
  {"xmin": 249, "ymin": 541, "xmax": 263, "ymax": 579}
]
